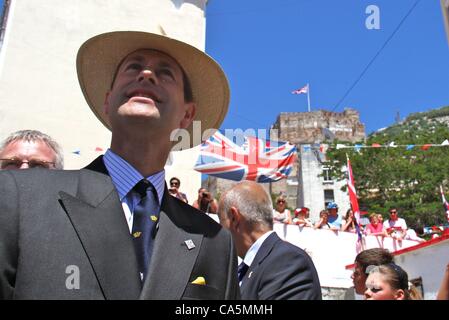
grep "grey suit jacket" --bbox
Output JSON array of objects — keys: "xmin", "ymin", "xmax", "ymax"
[
  {"xmin": 0, "ymin": 157, "xmax": 240, "ymax": 300},
  {"xmin": 240, "ymin": 232, "xmax": 322, "ymax": 300}
]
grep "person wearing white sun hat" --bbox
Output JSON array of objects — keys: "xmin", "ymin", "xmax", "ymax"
[{"xmin": 0, "ymin": 30, "xmax": 239, "ymax": 300}]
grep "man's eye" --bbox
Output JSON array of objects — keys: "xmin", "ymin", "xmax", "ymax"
[
  {"xmin": 158, "ymin": 68, "xmax": 175, "ymax": 80},
  {"xmin": 126, "ymin": 63, "xmax": 141, "ymax": 71}
]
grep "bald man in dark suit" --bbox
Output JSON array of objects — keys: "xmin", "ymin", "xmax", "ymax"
[{"xmin": 218, "ymin": 181, "xmax": 321, "ymax": 300}]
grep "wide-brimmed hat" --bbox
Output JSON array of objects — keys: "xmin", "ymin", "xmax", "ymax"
[{"xmin": 76, "ymin": 31, "xmax": 230, "ymax": 148}]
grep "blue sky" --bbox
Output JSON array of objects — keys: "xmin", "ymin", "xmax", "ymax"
[{"xmin": 206, "ymin": 0, "xmax": 449, "ymax": 135}]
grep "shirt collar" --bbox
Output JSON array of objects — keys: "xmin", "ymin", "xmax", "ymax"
[
  {"xmin": 103, "ymin": 149, "xmax": 165, "ymax": 205},
  {"xmin": 243, "ymin": 230, "xmax": 275, "ymax": 267}
]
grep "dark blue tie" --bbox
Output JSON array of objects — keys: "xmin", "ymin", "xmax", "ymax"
[
  {"xmin": 237, "ymin": 261, "xmax": 249, "ymax": 282},
  {"xmin": 132, "ymin": 179, "xmax": 159, "ymax": 281}
]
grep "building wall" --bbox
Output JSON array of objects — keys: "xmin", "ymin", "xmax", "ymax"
[
  {"xmin": 271, "ymin": 108, "xmax": 366, "ymax": 144},
  {"xmin": 0, "ymin": 0, "xmax": 207, "ymax": 199}
]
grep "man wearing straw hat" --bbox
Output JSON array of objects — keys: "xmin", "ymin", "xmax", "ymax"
[{"xmin": 0, "ymin": 31, "xmax": 239, "ymax": 300}]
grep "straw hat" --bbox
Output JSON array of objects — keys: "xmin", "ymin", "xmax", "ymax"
[{"xmin": 76, "ymin": 31, "xmax": 230, "ymax": 148}]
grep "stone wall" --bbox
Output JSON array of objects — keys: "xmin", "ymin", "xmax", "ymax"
[{"xmin": 271, "ymin": 108, "xmax": 365, "ymax": 144}]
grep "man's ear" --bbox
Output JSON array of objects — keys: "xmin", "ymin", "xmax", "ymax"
[
  {"xmin": 104, "ymin": 91, "xmax": 111, "ymax": 115},
  {"xmin": 229, "ymin": 206, "xmax": 241, "ymax": 231},
  {"xmin": 179, "ymin": 102, "xmax": 196, "ymax": 129}
]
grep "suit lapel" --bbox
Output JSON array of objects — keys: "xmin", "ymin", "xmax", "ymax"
[
  {"xmin": 139, "ymin": 192, "xmax": 203, "ymax": 299},
  {"xmin": 240, "ymin": 232, "xmax": 280, "ymax": 294},
  {"xmin": 59, "ymin": 156, "xmax": 141, "ymax": 299}
]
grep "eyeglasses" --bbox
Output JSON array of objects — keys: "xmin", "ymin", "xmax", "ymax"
[
  {"xmin": 277, "ymin": 200, "xmax": 285, "ymax": 204},
  {"xmin": 0, "ymin": 158, "xmax": 55, "ymax": 169}
]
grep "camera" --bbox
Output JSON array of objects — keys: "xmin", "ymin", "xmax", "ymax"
[{"xmin": 201, "ymin": 192, "xmax": 210, "ymax": 199}]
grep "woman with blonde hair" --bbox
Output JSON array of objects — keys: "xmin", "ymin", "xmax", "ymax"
[
  {"xmin": 365, "ymin": 213, "xmax": 387, "ymax": 237},
  {"xmin": 364, "ymin": 263, "xmax": 422, "ymax": 300},
  {"xmin": 273, "ymin": 196, "xmax": 292, "ymax": 224}
]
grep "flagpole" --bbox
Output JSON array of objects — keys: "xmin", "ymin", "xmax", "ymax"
[{"xmin": 307, "ymin": 83, "xmax": 311, "ymax": 112}]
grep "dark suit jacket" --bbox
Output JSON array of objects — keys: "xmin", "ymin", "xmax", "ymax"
[
  {"xmin": 240, "ymin": 232, "xmax": 322, "ymax": 300},
  {"xmin": 0, "ymin": 156, "xmax": 240, "ymax": 300}
]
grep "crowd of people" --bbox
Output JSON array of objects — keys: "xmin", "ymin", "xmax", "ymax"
[{"xmin": 270, "ymin": 197, "xmax": 431, "ymax": 243}]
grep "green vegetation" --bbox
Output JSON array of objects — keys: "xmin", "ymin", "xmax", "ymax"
[
  {"xmin": 406, "ymin": 105, "xmax": 449, "ymax": 121},
  {"xmin": 325, "ymin": 111, "xmax": 449, "ymax": 228}
]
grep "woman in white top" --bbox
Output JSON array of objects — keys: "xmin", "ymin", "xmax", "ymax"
[{"xmin": 273, "ymin": 196, "xmax": 292, "ymax": 224}]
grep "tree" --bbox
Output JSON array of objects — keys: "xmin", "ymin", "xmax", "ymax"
[{"xmin": 324, "ymin": 120, "xmax": 449, "ymax": 228}]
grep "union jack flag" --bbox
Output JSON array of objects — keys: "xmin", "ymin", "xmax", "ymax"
[
  {"xmin": 194, "ymin": 131, "xmax": 297, "ymax": 183},
  {"xmin": 291, "ymin": 84, "xmax": 308, "ymax": 95}
]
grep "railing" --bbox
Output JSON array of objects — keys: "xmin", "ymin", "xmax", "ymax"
[{"xmin": 273, "ymin": 223, "xmax": 421, "ymax": 288}]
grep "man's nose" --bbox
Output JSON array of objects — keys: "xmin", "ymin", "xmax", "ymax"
[
  {"xmin": 19, "ymin": 162, "xmax": 30, "ymax": 169},
  {"xmin": 138, "ymin": 68, "xmax": 157, "ymax": 84}
]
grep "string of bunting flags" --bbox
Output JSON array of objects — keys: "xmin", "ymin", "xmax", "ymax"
[{"xmin": 303, "ymin": 139, "xmax": 449, "ymax": 153}]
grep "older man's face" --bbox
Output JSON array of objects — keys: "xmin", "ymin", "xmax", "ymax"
[
  {"xmin": 0, "ymin": 140, "xmax": 56, "ymax": 170},
  {"xmin": 105, "ymin": 49, "xmax": 195, "ymax": 142}
]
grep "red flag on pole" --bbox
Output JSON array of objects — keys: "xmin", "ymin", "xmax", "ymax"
[{"xmin": 347, "ymin": 155, "xmax": 362, "ymax": 240}]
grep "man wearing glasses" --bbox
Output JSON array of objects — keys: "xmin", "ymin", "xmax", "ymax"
[
  {"xmin": 383, "ymin": 208, "xmax": 408, "ymax": 241},
  {"xmin": 0, "ymin": 130, "xmax": 63, "ymax": 170},
  {"xmin": 168, "ymin": 177, "xmax": 188, "ymax": 203}
]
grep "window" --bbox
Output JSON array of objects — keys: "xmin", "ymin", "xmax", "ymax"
[
  {"xmin": 324, "ymin": 189, "xmax": 334, "ymax": 206},
  {"xmin": 322, "ymin": 167, "xmax": 333, "ymax": 183}
]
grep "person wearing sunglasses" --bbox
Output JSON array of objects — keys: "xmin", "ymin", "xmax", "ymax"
[
  {"xmin": 0, "ymin": 130, "xmax": 63, "ymax": 170},
  {"xmin": 168, "ymin": 177, "xmax": 188, "ymax": 203},
  {"xmin": 383, "ymin": 208, "xmax": 408, "ymax": 241},
  {"xmin": 273, "ymin": 196, "xmax": 292, "ymax": 224}
]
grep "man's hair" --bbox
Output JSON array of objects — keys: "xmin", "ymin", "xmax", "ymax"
[
  {"xmin": 221, "ymin": 185, "xmax": 273, "ymax": 229},
  {"xmin": 170, "ymin": 177, "xmax": 180, "ymax": 185},
  {"xmin": 0, "ymin": 130, "xmax": 64, "ymax": 169},
  {"xmin": 355, "ymin": 248, "xmax": 394, "ymax": 274},
  {"xmin": 111, "ymin": 50, "xmax": 194, "ymax": 103}
]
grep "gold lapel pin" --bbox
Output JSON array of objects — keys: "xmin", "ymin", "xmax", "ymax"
[{"xmin": 133, "ymin": 231, "xmax": 142, "ymax": 238}]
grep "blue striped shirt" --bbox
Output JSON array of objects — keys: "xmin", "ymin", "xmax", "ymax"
[{"xmin": 103, "ymin": 149, "xmax": 165, "ymax": 231}]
